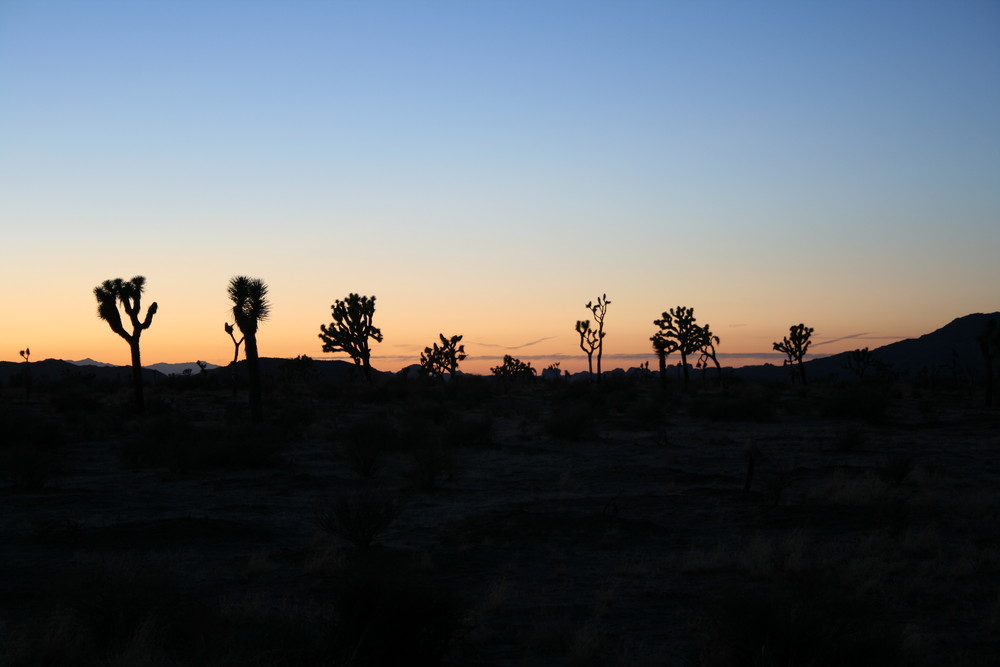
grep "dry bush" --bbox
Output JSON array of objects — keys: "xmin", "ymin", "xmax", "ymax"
[{"xmin": 317, "ymin": 489, "xmax": 399, "ymax": 549}]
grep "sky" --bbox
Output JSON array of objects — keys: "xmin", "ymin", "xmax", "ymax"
[{"xmin": 1, "ymin": 0, "xmax": 998, "ymax": 374}]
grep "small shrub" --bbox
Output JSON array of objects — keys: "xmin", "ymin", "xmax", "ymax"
[
  {"xmin": 878, "ymin": 455, "xmax": 915, "ymax": 486},
  {"xmin": 318, "ymin": 489, "xmax": 399, "ymax": 549},
  {"xmin": 410, "ymin": 443, "xmax": 456, "ymax": 492},
  {"xmin": 344, "ymin": 436, "xmax": 383, "ymax": 478}
]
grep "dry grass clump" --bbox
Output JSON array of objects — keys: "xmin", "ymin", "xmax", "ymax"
[
  {"xmin": 317, "ymin": 489, "xmax": 399, "ymax": 549},
  {"xmin": 3, "ymin": 559, "xmax": 211, "ymax": 667}
]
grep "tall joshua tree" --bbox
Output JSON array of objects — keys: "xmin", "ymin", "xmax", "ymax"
[
  {"xmin": 318, "ymin": 293, "xmax": 383, "ymax": 381},
  {"xmin": 773, "ymin": 323, "xmax": 813, "ymax": 385},
  {"xmin": 94, "ymin": 276, "xmax": 158, "ymax": 412},
  {"xmin": 652, "ymin": 306, "xmax": 702, "ymax": 385},
  {"xmin": 586, "ymin": 294, "xmax": 611, "ymax": 383},
  {"xmin": 228, "ymin": 276, "xmax": 270, "ymax": 422}
]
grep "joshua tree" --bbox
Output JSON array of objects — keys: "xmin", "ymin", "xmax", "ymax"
[
  {"xmin": 491, "ymin": 354, "xmax": 537, "ymax": 379},
  {"xmin": 318, "ymin": 293, "xmax": 383, "ymax": 381},
  {"xmin": 94, "ymin": 276, "xmax": 158, "ymax": 412},
  {"xmin": 773, "ymin": 323, "xmax": 813, "ymax": 385},
  {"xmin": 843, "ymin": 347, "xmax": 875, "ymax": 381},
  {"xmin": 224, "ymin": 322, "xmax": 244, "ymax": 397},
  {"xmin": 977, "ymin": 319, "xmax": 1000, "ymax": 407},
  {"xmin": 652, "ymin": 306, "xmax": 702, "ymax": 385},
  {"xmin": 228, "ymin": 276, "xmax": 270, "ymax": 422},
  {"xmin": 18, "ymin": 347, "xmax": 31, "ymax": 400},
  {"xmin": 576, "ymin": 319, "xmax": 600, "ymax": 379},
  {"xmin": 586, "ymin": 294, "xmax": 611, "ymax": 383},
  {"xmin": 695, "ymin": 323, "xmax": 723, "ymax": 387},
  {"xmin": 420, "ymin": 334, "xmax": 466, "ymax": 379}
]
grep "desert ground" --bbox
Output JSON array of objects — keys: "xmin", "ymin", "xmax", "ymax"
[{"xmin": 1, "ymin": 368, "xmax": 999, "ymax": 665}]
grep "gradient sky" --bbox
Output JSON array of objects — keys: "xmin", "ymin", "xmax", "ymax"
[{"xmin": 1, "ymin": 0, "xmax": 998, "ymax": 374}]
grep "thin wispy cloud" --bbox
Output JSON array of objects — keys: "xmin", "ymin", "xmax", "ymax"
[
  {"xmin": 472, "ymin": 336, "xmax": 556, "ymax": 351},
  {"xmin": 811, "ymin": 332, "xmax": 904, "ymax": 348}
]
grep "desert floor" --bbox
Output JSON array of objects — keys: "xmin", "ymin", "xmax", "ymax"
[{"xmin": 2, "ymin": 374, "xmax": 999, "ymax": 665}]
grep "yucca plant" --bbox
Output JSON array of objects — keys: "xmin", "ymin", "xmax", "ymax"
[{"xmin": 228, "ymin": 276, "xmax": 269, "ymax": 422}]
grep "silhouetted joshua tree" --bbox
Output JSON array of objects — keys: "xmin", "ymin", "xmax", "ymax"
[
  {"xmin": 228, "ymin": 276, "xmax": 270, "ymax": 422},
  {"xmin": 652, "ymin": 306, "xmax": 702, "ymax": 385},
  {"xmin": 977, "ymin": 319, "xmax": 1000, "ymax": 407},
  {"xmin": 224, "ymin": 322, "xmax": 244, "ymax": 397},
  {"xmin": 773, "ymin": 323, "xmax": 813, "ymax": 385},
  {"xmin": 576, "ymin": 319, "xmax": 600, "ymax": 379},
  {"xmin": 651, "ymin": 334, "xmax": 675, "ymax": 390},
  {"xmin": 94, "ymin": 276, "xmax": 158, "ymax": 412},
  {"xmin": 18, "ymin": 347, "xmax": 31, "ymax": 400},
  {"xmin": 843, "ymin": 347, "xmax": 875, "ymax": 381},
  {"xmin": 491, "ymin": 354, "xmax": 537, "ymax": 379},
  {"xmin": 420, "ymin": 334, "xmax": 466, "ymax": 379},
  {"xmin": 695, "ymin": 323, "xmax": 723, "ymax": 387},
  {"xmin": 318, "ymin": 293, "xmax": 383, "ymax": 381},
  {"xmin": 586, "ymin": 294, "xmax": 611, "ymax": 383}
]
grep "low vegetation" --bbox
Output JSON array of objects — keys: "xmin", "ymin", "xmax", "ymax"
[{"xmin": 1, "ymin": 367, "xmax": 997, "ymax": 665}]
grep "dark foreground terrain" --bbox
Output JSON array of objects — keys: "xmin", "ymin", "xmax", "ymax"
[{"xmin": 1, "ymin": 371, "xmax": 998, "ymax": 665}]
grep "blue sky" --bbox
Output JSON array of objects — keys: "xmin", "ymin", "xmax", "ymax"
[{"xmin": 1, "ymin": 1, "xmax": 998, "ymax": 370}]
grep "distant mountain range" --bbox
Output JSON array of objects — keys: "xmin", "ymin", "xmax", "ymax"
[
  {"xmin": 1, "ymin": 313, "xmax": 996, "ymax": 386},
  {"xmin": 65, "ymin": 359, "xmax": 220, "ymax": 375}
]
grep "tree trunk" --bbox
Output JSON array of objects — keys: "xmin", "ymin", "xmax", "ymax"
[
  {"xmin": 245, "ymin": 335, "xmax": 263, "ymax": 422},
  {"xmin": 586, "ymin": 352, "xmax": 594, "ymax": 380},
  {"xmin": 658, "ymin": 353, "xmax": 667, "ymax": 391},
  {"xmin": 680, "ymin": 351, "xmax": 690, "ymax": 385},
  {"xmin": 130, "ymin": 339, "xmax": 145, "ymax": 413}
]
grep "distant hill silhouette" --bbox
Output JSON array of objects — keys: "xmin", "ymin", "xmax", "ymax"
[
  {"xmin": 146, "ymin": 361, "xmax": 220, "ymax": 376},
  {"xmin": 733, "ymin": 312, "xmax": 1000, "ymax": 382},
  {"xmin": 0, "ymin": 359, "xmax": 166, "ymax": 386},
  {"xmin": 206, "ymin": 357, "xmax": 380, "ymax": 384},
  {"xmin": 67, "ymin": 358, "xmax": 116, "ymax": 368}
]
